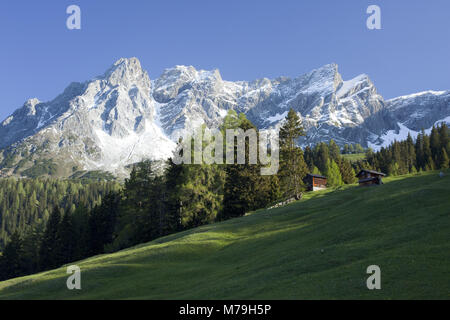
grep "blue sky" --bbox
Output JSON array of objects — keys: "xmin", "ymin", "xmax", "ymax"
[{"xmin": 0, "ymin": 0, "xmax": 449, "ymax": 121}]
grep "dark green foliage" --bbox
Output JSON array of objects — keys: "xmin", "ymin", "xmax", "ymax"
[
  {"xmin": 39, "ymin": 207, "xmax": 62, "ymax": 270},
  {"xmin": 314, "ymin": 142, "xmax": 330, "ymax": 175},
  {"xmin": 0, "ymin": 178, "xmax": 120, "ymax": 250},
  {"xmin": 222, "ymin": 113, "xmax": 270, "ymax": 219},
  {"xmin": 328, "ymin": 139, "xmax": 340, "ymax": 161},
  {"xmin": 338, "ymin": 158, "xmax": 356, "ymax": 184},
  {"xmin": 439, "ymin": 148, "xmax": 449, "ymax": 169},
  {"xmin": 56, "ymin": 210, "xmax": 77, "ymax": 265},
  {"xmin": 0, "ymin": 232, "xmax": 25, "ymax": 280},
  {"xmin": 359, "ymin": 124, "xmax": 449, "ymax": 175},
  {"xmin": 278, "ymin": 108, "xmax": 308, "ymax": 197},
  {"xmin": 88, "ymin": 193, "xmax": 120, "ymax": 255}
]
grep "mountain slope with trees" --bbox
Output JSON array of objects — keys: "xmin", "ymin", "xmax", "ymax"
[
  {"xmin": 1, "ymin": 112, "xmax": 448, "ymax": 283},
  {"xmin": 0, "ymin": 170, "xmax": 448, "ymax": 299}
]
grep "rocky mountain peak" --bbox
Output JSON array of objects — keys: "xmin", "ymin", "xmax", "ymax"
[{"xmin": 103, "ymin": 57, "xmax": 150, "ymax": 88}]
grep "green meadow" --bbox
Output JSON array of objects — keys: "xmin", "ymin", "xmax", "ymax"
[
  {"xmin": 0, "ymin": 170, "xmax": 449, "ymax": 300},
  {"xmin": 342, "ymin": 153, "xmax": 366, "ymax": 163}
]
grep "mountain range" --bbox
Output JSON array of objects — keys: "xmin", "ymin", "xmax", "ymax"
[{"xmin": 1, "ymin": 57, "xmax": 449, "ymax": 178}]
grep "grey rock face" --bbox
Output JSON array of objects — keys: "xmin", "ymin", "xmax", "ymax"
[
  {"xmin": 387, "ymin": 91, "xmax": 450, "ymax": 130},
  {"xmin": 0, "ymin": 57, "xmax": 448, "ymax": 177}
]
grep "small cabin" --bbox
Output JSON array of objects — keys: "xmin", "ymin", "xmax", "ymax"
[
  {"xmin": 356, "ymin": 169, "xmax": 386, "ymax": 186},
  {"xmin": 303, "ymin": 174, "xmax": 327, "ymax": 191}
]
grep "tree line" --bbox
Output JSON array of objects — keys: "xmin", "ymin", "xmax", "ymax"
[
  {"xmin": 0, "ymin": 178, "xmax": 119, "ymax": 249},
  {"xmin": 356, "ymin": 124, "xmax": 449, "ymax": 175}
]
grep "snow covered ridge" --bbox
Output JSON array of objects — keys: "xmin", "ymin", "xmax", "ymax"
[
  {"xmin": 369, "ymin": 116, "xmax": 450, "ymax": 151},
  {"xmin": 388, "ymin": 90, "xmax": 448, "ymax": 102},
  {"xmin": 0, "ymin": 57, "xmax": 449, "ymax": 177}
]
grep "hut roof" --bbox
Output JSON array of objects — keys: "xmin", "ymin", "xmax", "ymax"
[
  {"xmin": 306, "ymin": 174, "xmax": 327, "ymax": 179},
  {"xmin": 356, "ymin": 169, "xmax": 386, "ymax": 178}
]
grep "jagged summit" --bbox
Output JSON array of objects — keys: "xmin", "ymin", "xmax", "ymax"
[
  {"xmin": 0, "ymin": 57, "xmax": 449, "ymax": 178},
  {"xmin": 102, "ymin": 57, "xmax": 150, "ymax": 88}
]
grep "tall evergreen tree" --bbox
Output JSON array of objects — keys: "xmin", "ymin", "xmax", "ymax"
[
  {"xmin": 39, "ymin": 206, "xmax": 62, "ymax": 270},
  {"xmin": 430, "ymin": 126, "xmax": 441, "ymax": 165},
  {"xmin": 57, "ymin": 210, "xmax": 77, "ymax": 265},
  {"xmin": 338, "ymin": 159, "xmax": 356, "ymax": 184},
  {"xmin": 314, "ymin": 142, "xmax": 330, "ymax": 175},
  {"xmin": 328, "ymin": 139, "xmax": 340, "ymax": 161},
  {"xmin": 439, "ymin": 148, "xmax": 449, "ymax": 169},
  {"xmin": 223, "ymin": 114, "xmax": 264, "ymax": 218},
  {"xmin": 278, "ymin": 108, "xmax": 308, "ymax": 198},
  {"xmin": 0, "ymin": 232, "xmax": 25, "ymax": 280},
  {"xmin": 325, "ymin": 160, "xmax": 344, "ymax": 187}
]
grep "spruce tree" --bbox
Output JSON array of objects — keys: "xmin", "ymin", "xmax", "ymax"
[
  {"xmin": 223, "ymin": 114, "xmax": 263, "ymax": 218},
  {"xmin": 325, "ymin": 160, "xmax": 344, "ymax": 187},
  {"xmin": 430, "ymin": 126, "xmax": 441, "ymax": 165},
  {"xmin": 278, "ymin": 108, "xmax": 308, "ymax": 198},
  {"xmin": 314, "ymin": 142, "xmax": 330, "ymax": 175},
  {"xmin": 57, "ymin": 210, "xmax": 76, "ymax": 265},
  {"xmin": 439, "ymin": 148, "xmax": 449, "ymax": 169},
  {"xmin": 0, "ymin": 232, "xmax": 25, "ymax": 280},
  {"xmin": 328, "ymin": 139, "xmax": 340, "ymax": 161},
  {"xmin": 39, "ymin": 206, "xmax": 62, "ymax": 270},
  {"xmin": 339, "ymin": 159, "xmax": 356, "ymax": 184}
]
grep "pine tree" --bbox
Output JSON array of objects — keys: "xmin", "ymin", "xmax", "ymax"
[
  {"xmin": 88, "ymin": 193, "xmax": 120, "ymax": 255},
  {"xmin": 57, "ymin": 210, "xmax": 77, "ymax": 265},
  {"xmin": 430, "ymin": 126, "xmax": 441, "ymax": 165},
  {"xmin": 72, "ymin": 205, "xmax": 90, "ymax": 260},
  {"xmin": 355, "ymin": 144, "xmax": 365, "ymax": 153},
  {"xmin": 439, "ymin": 148, "xmax": 449, "ymax": 169},
  {"xmin": 406, "ymin": 133, "xmax": 416, "ymax": 172},
  {"xmin": 314, "ymin": 142, "xmax": 330, "ymax": 175},
  {"xmin": 325, "ymin": 160, "xmax": 344, "ymax": 187},
  {"xmin": 339, "ymin": 159, "xmax": 356, "ymax": 184},
  {"xmin": 343, "ymin": 144, "xmax": 350, "ymax": 154},
  {"xmin": 278, "ymin": 109, "xmax": 307, "ymax": 198},
  {"xmin": 303, "ymin": 146, "xmax": 315, "ymax": 171},
  {"xmin": 415, "ymin": 130, "xmax": 425, "ymax": 170},
  {"xmin": 0, "ymin": 232, "xmax": 25, "ymax": 280},
  {"xmin": 267, "ymin": 175, "xmax": 282, "ymax": 203},
  {"xmin": 21, "ymin": 222, "xmax": 45, "ymax": 275},
  {"xmin": 438, "ymin": 123, "xmax": 449, "ymax": 154},
  {"xmin": 328, "ymin": 139, "xmax": 340, "ymax": 161},
  {"xmin": 423, "ymin": 133, "xmax": 434, "ymax": 170},
  {"xmin": 164, "ymin": 158, "xmax": 185, "ymax": 233},
  {"xmin": 223, "ymin": 114, "xmax": 263, "ymax": 218},
  {"xmin": 39, "ymin": 206, "xmax": 62, "ymax": 270},
  {"xmin": 312, "ymin": 166, "xmax": 322, "ymax": 176}
]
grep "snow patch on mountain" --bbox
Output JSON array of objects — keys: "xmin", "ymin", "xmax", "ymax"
[{"xmin": 369, "ymin": 116, "xmax": 450, "ymax": 151}]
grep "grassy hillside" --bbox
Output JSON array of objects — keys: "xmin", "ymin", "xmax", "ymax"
[
  {"xmin": 0, "ymin": 170, "xmax": 449, "ymax": 300},
  {"xmin": 342, "ymin": 153, "xmax": 366, "ymax": 162}
]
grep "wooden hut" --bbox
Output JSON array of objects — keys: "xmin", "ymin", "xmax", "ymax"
[
  {"xmin": 356, "ymin": 169, "xmax": 386, "ymax": 186},
  {"xmin": 303, "ymin": 174, "xmax": 327, "ymax": 191}
]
